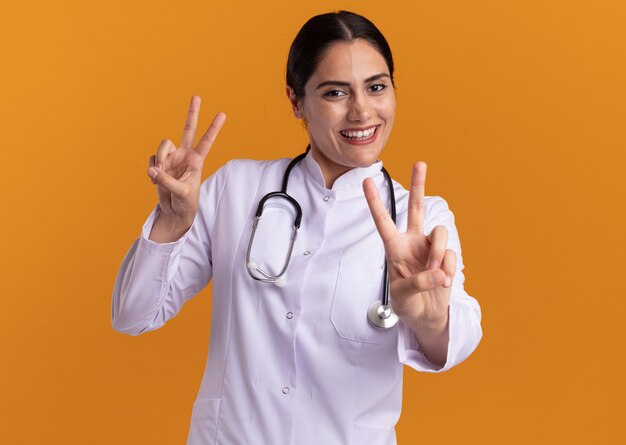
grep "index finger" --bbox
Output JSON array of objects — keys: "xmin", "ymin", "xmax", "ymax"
[
  {"xmin": 180, "ymin": 95, "xmax": 201, "ymax": 149},
  {"xmin": 195, "ymin": 112, "xmax": 227, "ymax": 159},
  {"xmin": 407, "ymin": 161, "xmax": 427, "ymax": 233},
  {"xmin": 363, "ymin": 177, "xmax": 398, "ymax": 243}
]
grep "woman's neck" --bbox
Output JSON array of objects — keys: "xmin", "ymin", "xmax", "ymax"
[{"xmin": 310, "ymin": 147, "xmax": 352, "ymax": 189}]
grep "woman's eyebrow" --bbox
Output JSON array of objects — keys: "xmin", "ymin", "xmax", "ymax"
[{"xmin": 315, "ymin": 73, "xmax": 390, "ymax": 90}]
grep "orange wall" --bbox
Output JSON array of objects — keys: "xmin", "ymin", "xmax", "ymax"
[{"xmin": 1, "ymin": 0, "xmax": 625, "ymax": 443}]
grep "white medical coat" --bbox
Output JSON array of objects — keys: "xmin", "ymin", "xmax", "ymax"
[{"xmin": 111, "ymin": 151, "xmax": 482, "ymax": 445}]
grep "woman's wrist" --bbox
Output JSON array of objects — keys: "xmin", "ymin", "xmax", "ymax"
[
  {"xmin": 406, "ymin": 310, "xmax": 450, "ymax": 366},
  {"xmin": 148, "ymin": 211, "xmax": 195, "ymax": 243}
]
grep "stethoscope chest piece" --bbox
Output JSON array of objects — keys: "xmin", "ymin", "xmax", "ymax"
[{"xmin": 367, "ymin": 300, "xmax": 399, "ymax": 329}]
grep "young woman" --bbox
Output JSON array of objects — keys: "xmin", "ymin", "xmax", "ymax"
[{"xmin": 112, "ymin": 11, "xmax": 482, "ymax": 445}]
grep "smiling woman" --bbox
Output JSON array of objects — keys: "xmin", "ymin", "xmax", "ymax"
[{"xmin": 111, "ymin": 10, "xmax": 482, "ymax": 445}]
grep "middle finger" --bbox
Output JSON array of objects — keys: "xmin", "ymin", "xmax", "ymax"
[
  {"xmin": 180, "ymin": 95, "xmax": 201, "ymax": 149},
  {"xmin": 407, "ymin": 162, "xmax": 427, "ymax": 234}
]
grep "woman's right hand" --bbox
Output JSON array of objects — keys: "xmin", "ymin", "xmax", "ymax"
[{"xmin": 147, "ymin": 95, "xmax": 226, "ymax": 242}]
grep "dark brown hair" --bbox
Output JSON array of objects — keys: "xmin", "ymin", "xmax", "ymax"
[{"xmin": 286, "ymin": 11, "xmax": 395, "ymax": 99}]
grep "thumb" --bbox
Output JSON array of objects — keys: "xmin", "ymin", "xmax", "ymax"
[
  {"xmin": 148, "ymin": 167, "xmax": 188, "ymax": 196},
  {"xmin": 391, "ymin": 269, "xmax": 446, "ymax": 299}
]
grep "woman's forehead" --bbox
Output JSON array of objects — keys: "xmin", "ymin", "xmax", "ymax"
[{"xmin": 310, "ymin": 39, "xmax": 389, "ymax": 83}]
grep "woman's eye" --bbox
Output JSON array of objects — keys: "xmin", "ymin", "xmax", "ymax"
[
  {"xmin": 368, "ymin": 84, "xmax": 387, "ymax": 93},
  {"xmin": 324, "ymin": 89, "xmax": 347, "ymax": 98}
]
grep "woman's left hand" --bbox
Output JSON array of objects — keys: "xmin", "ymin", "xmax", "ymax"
[{"xmin": 363, "ymin": 162, "xmax": 456, "ymax": 331}]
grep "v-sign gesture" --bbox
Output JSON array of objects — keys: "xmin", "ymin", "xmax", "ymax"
[
  {"xmin": 363, "ymin": 162, "xmax": 455, "ymax": 365},
  {"xmin": 147, "ymin": 96, "xmax": 226, "ymax": 243}
]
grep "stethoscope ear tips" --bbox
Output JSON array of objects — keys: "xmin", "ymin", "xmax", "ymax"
[
  {"xmin": 274, "ymin": 277, "xmax": 287, "ymax": 287},
  {"xmin": 247, "ymin": 261, "xmax": 259, "ymax": 271}
]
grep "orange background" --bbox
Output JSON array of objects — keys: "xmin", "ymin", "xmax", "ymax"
[{"xmin": 1, "ymin": 0, "xmax": 625, "ymax": 443}]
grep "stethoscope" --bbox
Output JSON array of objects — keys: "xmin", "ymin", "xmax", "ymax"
[{"xmin": 246, "ymin": 148, "xmax": 399, "ymax": 329}]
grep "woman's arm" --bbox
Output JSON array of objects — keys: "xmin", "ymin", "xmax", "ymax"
[
  {"xmin": 111, "ymin": 163, "xmax": 231, "ymax": 335},
  {"xmin": 364, "ymin": 162, "xmax": 482, "ymax": 371},
  {"xmin": 111, "ymin": 95, "xmax": 227, "ymax": 335}
]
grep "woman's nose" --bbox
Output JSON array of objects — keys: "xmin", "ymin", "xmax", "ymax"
[{"xmin": 347, "ymin": 93, "xmax": 372, "ymax": 122}]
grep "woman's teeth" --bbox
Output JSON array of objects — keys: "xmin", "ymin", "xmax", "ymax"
[{"xmin": 340, "ymin": 126, "xmax": 376, "ymax": 140}]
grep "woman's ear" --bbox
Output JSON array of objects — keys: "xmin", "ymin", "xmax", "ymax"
[{"xmin": 286, "ymin": 86, "xmax": 304, "ymax": 119}]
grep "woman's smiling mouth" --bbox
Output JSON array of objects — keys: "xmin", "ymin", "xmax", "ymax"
[{"xmin": 339, "ymin": 125, "xmax": 379, "ymax": 144}]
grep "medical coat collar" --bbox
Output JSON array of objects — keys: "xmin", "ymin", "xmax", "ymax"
[{"xmin": 302, "ymin": 149, "xmax": 386, "ymax": 199}]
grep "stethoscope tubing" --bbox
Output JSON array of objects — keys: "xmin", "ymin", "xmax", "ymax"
[{"xmin": 380, "ymin": 166, "xmax": 396, "ymax": 307}]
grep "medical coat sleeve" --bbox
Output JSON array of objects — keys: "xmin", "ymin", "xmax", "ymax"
[
  {"xmin": 111, "ymin": 161, "xmax": 233, "ymax": 336},
  {"xmin": 397, "ymin": 196, "xmax": 483, "ymax": 372}
]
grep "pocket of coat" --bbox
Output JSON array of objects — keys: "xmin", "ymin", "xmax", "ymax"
[
  {"xmin": 330, "ymin": 259, "xmax": 386, "ymax": 344},
  {"xmin": 187, "ymin": 398, "xmax": 221, "ymax": 444},
  {"xmin": 351, "ymin": 423, "xmax": 395, "ymax": 445}
]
